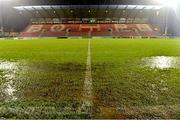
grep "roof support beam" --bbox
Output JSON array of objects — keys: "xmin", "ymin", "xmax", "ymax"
[
  {"xmin": 133, "ymin": 7, "xmax": 145, "ymax": 23},
  {"xmin": 59, "ymin": 6, "xmax": 67, "ymax": 18},
  {"xmin": 51, "ymin": 6, "xmax": 61, "ymax": 18},
  {"xmin": 112, "ymin": 5, "xmax": 119, "ymax": 19},
  {"xmin": 32, "ymin": 6, "xmax": 46, "ymax": 21},
  {"xmin": 126, "ymin": 6, "xmax": 137, "ymax": 23},
  {"xmin": 23, "ymin": 7, "xmax": 39, "ymax": 22},
  {"xmin": 124, "ymin": 5, "xmax": 128, "ymax": 23},
  {"xmin": 41, "ymin": 6, "xmax": 53, "ymax": 19},
  {"xmin": 104, "ymin": 5, "xmax": 109, "ymax": 18},
  {"xmin": 69, "ymin": 5, "xmax": 75, "ymax": 18}
]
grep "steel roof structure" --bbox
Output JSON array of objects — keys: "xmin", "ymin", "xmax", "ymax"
[
  {"xmin": 13, "ymin": 5, "xmax": 164, "ymax": 19},
  {"xmin": 12, "ymin": 0, "xmax": 162, "ymax": 6},
  {"xmin": 1, "ymin": 0, "xmax": 167, "ymax": 32},
  {"xmin": 14, "ymin": 5, "xmax": 163, "ymax": 11}
]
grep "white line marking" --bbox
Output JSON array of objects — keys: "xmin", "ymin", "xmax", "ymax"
[{"xmin": 81, "ymin": 39, "xmax": 93, "ymax": 113}]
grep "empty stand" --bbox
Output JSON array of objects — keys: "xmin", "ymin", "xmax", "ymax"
[{"xmin": 20, "ymin": 24, "xmax": 161, "ymax": 38}]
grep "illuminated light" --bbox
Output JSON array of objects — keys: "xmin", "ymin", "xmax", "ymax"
[
  {"xmin": 0, "ymin": 0, "xmax": 12, "ymax": 1},
  {"xmin": 156, "ymin": 0, "xmax": 179, "ymax": 7},
  {"xmin": 105, "ymin": 10, "xmax": 108, "ymax": 13},
  {"xmin": 156, "ymin": 11, "xmax": 160, "ymax": 16},
  {"xmin": 88, "ymin": 10, "xmax": 91, "ymax": 13}
]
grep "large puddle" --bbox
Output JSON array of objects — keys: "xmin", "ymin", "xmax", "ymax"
[
  {"xmin": 142, "ymin": 56, "xmax": 180, "ymax": 69},
  {"xmin": 0, "ymin": 60, "xmax": 20, "ymax": 102},
  {"xmin": 0, "ymin": 60, "xmax": 85, "ymax": 102}
]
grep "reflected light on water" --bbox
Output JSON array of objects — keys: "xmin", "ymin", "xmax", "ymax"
[
  {"xmin": 143, "ymin": 56, "xmax": 180, "ymax": 69},
  {"xmin": 0, "ymin": 61, "xmax": 18, "ymax": 70},
  {"xmin": 5, "ymin": 81, "xmax": 17, "ymax": 101},
  {"xmin": 0, "ymin": 60, "xmax": 19, "ymax": 101}
]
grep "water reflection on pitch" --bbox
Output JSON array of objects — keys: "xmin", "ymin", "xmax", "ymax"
[
  {"xmin": 142, "ymin": 56, "xmax": 180, "ymax": 69},
  {"xmin": 0, "ymin": 60, "xmax": 19, "ymax": 101}
]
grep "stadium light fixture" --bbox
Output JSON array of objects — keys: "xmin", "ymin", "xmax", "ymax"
[
  {"xmin": 156, "ymin": 0, "xmax": 179, "ymax": 8},
  {"xmin": 0, "ymin": 0, "xmax": 12, "ymax": 1},
  {"xmin": 155, "ymin": 0, "xmax": 179, "ymax": 36}
]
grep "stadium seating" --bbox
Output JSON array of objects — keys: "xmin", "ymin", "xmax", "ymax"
[{"xmin": 20, "ymin": 24, "xmax": 161, "ymax": 38}]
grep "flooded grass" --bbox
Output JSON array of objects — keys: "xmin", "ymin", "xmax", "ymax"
[
  {"xmin": 0, "ymin": 60, "xmax": 91, "ymax": 118},
  {"xmin": 16, "ymin": 62, "xmax": 85, "ymax": 101},
  {"xmin": 0, "ymin": 60, "xmax": 20, "ymax": 102},
  {"xmin": 142, "ymin": 56, "xmax": 180, "ymax": 69},
  {"xmin": 0, "ymin": 38, "xmax": 180, "ymax": 118},
  {"xmin": 0, "ymin": 39, "xmax": 90, "ymax": 119},
  {"xmin": 91, "ymin": 39, "xmax": 180, "ymax": 119}
]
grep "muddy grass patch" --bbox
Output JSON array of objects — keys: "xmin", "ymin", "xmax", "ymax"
[
  {"xmin": 119, "ymin": 104, "xmax": 180, "ymax": 119},
  {"xmin": 0, "ymin": 100, "xmax": 93, "ymax": 119},
  {"xmin": 0, "ymin": 61, "xmax": 91, "ymax": 118},
  {"xmin": 92, "ymin": 63, "xmax": 180, "ymax": 118},
  {"xmin": 26, "ymin": 62, "xmax": 86, "ymax": 72},
  {"xmin": 94, "ymin": 104, "xmax": 180, "ymax": 119},
  {"xmin": 13, "ymin": 62, "xmax": 86, "ymax": 101}
]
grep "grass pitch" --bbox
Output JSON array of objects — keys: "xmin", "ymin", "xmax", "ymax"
[{"xmin": 0, "ymin": 38, "xmax": 180, "ymax": 119}]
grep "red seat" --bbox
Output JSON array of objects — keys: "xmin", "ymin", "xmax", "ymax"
[{"xmin": 20, "ymin": 23, "xmax": 161, "ymax": 38}]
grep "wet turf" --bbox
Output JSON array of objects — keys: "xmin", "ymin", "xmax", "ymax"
[
  {"xmin": 0, "ymin": 39, "xmax": 89, "ymax": 119},
  {"xmin": 0, "ymin": 38, "xmax": 180, "ymax": 119},
  {"xmin": 91, "ymin": 39, "xmax": 180, "ymax": 119}
]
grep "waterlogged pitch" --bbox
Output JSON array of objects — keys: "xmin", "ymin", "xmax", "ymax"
[{"xmin": 0, "ymin": 38, "xmax": 180, "ymax": 119}]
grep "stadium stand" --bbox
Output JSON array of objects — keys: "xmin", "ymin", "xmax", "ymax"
[{"xmin": 20, "ymin": 24, "xmax": 161, "ymax": 38}]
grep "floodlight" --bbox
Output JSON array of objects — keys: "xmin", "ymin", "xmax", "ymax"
[
  {"xmin": 156, "ymin": 0, "xmax": 179, "ymax": 7},
  {"xmin": 0, "ymin": 0, "xmax": 12, "ymax": 1}
]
